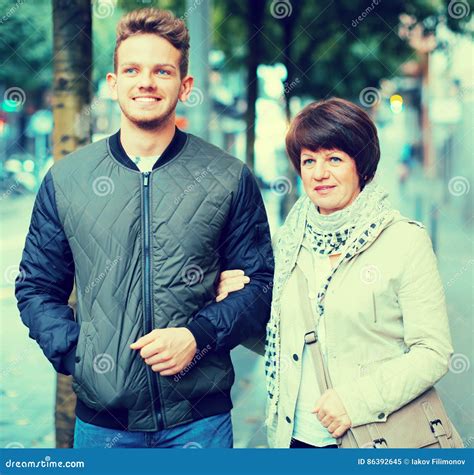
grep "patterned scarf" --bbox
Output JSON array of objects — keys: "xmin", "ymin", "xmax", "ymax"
[{"xmin": 264, "ymin": 181, "xmax": 398, "ymax": 421}]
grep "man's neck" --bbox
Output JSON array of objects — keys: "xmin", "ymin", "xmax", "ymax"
[{"xmin": 120, "ymin": 116, "xmax": 176, "ymax": 158}]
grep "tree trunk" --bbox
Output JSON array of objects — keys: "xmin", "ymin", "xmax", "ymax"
[
  {"xmin": 280, "ymin": 12, "xmax": 298, "ymax": 218},
  {"xmin": 244, "ymin": 0, "xmax": 265, "ymax": 171},
  {"xmin": 52, "ymin": 0, "xmax": 92, "ymax": 448}
]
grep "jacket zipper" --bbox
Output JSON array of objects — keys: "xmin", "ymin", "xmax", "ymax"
[{"xmin": 142, "ymin": 171, "xmax": 162, "ymax": 428}]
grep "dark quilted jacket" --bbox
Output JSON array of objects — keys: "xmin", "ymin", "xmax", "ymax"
[{"xmin": 15, "ymin": 130, "xmax": 274, "ymax": 431}]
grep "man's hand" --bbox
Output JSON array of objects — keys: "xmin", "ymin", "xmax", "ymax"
[
  {"xmin": 130, "ymin": 328, "xmax": 197, "ymax": 376},
  {"xmin": 216, "ymin": 269, "xmax": 250, "ymax": 302},
  {"xmin": 312, "ymin": 389, "xmax": 352, "ymax": 438}
]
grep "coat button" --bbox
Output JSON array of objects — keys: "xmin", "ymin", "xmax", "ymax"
[
  {"xmin": 285, "ymin": 416, "xmax": 292, "ymax": 424},
  {"xmin": 292, "ymin": 354, "xmax": 299, "ymax": 362},
  {"xmin": 75, "ymin": 356, "xmax": 81, "ymax": 363},
  {"xmin": 378, "ymin": 412, "xmax": 385, "ymax": 420}
]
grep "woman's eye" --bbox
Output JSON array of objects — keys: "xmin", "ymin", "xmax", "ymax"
[
  {"xmin": 329, "ymin": 156, "xmax": 342, "ymax": 163},
  {"xmin": 302, "ymin": 158, "xmax": 315, "ymax": 166}
]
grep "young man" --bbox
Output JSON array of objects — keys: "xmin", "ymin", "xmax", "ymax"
[{"xmin": 15, "ymin": 8, "xmax": 273, "ymax": 448}]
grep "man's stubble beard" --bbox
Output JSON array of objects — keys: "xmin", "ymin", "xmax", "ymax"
[{"xmin": 120, "ymin": 96, "xmax": 179, "ymax": 131}]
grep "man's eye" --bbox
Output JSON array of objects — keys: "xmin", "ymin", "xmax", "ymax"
[
  {"xmin": 156, "ymin": 69, "xmax": 171, "ymax": 76},
  {"xmin": 124, "ymin": 68, "xmax": 137, "ymax": 74}
]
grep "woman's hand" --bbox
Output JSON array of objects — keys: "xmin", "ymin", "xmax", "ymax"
[
  {"xmin": 216, "ymin": 269, "xmax": 250, "ymax": 302},
  {"xmin": 312, "ymin": 389, "xmax": 352, "ymax": 438}
]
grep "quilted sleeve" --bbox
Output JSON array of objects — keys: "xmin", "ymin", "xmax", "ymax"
[
  {"xmin": 186, "ymin": 165, "xmax": 274, "ymax": 352},
  {"xmin": 15, "ymin": 170, "xmax": 79, "ymax": 376}
]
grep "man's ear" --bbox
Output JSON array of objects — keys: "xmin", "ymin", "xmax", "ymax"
[
  {"xmin": 106, "ymin": 72, "xmax": 118, "ymax": 100},
  {"xmin": 178, "ymin": 75, "xmax": 194, "ymax": 103}
]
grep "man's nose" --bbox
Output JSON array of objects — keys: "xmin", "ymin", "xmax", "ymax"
[{"xmin": 137, "ymin": 71, "xmax": 156, "ymax": 89}]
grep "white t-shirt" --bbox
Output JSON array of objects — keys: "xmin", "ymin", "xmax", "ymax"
[
  {"xmin": 128, "ymin": 155, "xmax": 159, "ymax": 173},
  {"xmin": 292, "ymin": 249, "xmax": 337, "ymax": 447}
]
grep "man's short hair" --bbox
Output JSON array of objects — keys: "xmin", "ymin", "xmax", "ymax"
[
  {"xmin": 114, "ymin": 8, "xmax": 190, "ymax": 78},
  {"xmin": 285, "ymin": 98, "xmax": 381, "ymax": 189}
]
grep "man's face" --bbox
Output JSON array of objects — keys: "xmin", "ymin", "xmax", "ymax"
[{"xmin": 107, "ymin": 34, "xmax": 192, "ymax": 130}]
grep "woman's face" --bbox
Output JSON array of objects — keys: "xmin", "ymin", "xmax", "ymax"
[{"xmin": 300, "ymin": 148, "xmax": 361, "ymax": 215}]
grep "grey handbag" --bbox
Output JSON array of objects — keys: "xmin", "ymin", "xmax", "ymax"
[{"xmin": 297, "ymin": 266, "xmax": 463, "ymax": 449}]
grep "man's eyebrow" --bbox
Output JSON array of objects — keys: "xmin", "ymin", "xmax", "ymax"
[{"xmin": 120, "ymin": 62, "xmax": 177, "ymax": 70}]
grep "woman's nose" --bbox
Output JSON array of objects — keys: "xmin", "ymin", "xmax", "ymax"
[{"xmin": 312, "ymin": 162, "xmax": 329, "ymax": 180}]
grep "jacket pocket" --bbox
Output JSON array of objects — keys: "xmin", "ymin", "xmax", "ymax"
[{"xmin": 72, "ymin": 321, "xmax": 93, "ymax": 388}]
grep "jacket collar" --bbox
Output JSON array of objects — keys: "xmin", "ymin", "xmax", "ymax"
[{"xmin": 108, "ymin": 126, "xmax": 187, "ymax": 171}]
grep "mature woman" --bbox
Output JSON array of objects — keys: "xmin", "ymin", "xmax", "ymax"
[{"xmin": 218, "ymin": 98, "xmax": 455, "ymax": 448}]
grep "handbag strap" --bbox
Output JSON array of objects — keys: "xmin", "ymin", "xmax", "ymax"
[
  {"xmin": 295, "ymin": 264, "xmax": 332, "ymax": 393},
  {"xmin": 295, "ymin": 262, "xmax": 388, "ymax": 448}
]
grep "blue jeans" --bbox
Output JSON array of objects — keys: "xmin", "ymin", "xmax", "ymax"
[{"xmin": 73, "ymin": 412, "xmax": 233, "ymax": 448}]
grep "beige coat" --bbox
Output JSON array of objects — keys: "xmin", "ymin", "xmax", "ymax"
[{"xmin": 268, "ymin": 218, "xmax": 454, "ymax": 448}]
